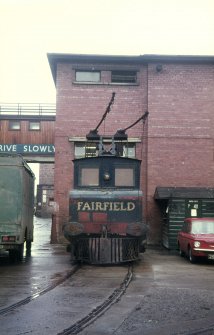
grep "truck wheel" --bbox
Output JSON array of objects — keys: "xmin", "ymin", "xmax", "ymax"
[
  {"xmin": 9, "ymin": 250, "xmax": 17, "ymax": 262},
  {"xmin": 9, "ymin": 244, "xmax": 23, "ymax": 262},
  {"xmin": 17, "ymin": 244, "xmax": 24, "ymax": 261},
  {"xmin": 26, "ymin": 241, "xmax": 32, "ymax": 256}
]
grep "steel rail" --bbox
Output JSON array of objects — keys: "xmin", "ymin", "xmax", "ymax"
[
  {"xmin": 181, "ymin": 325, "xmax": 214, "ymax": 335},
  {"xmin": 57, "ymin": 264, "xmax": 133, "ymax": 335},
  {"xmin": 0, "ymin": 265, "xmax": 80, "ymax": 316}
]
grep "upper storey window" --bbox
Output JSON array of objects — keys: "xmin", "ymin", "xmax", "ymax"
[
  {"xmin": 29, "ymin": 121, "xmax": 41, "ymax": 130},
  {"xmin": 111, "ymin": 70, "xmax": 137, "ymax": 84},
  {"xmin": 75, "ymin": 71, "xmax": 101, "ymax": 83},
  {"xmin": 9, "ymin": 120, "xmax": 21, "ymax": 130},
  {"xmin": 74, "ymin": 143, "xmax": 136, "ymax": 159}
]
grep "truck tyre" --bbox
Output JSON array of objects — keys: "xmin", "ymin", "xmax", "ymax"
[
  {"xmin": 26, "ymin": 240, "xmax": 32, "ymax": 256},
  {"xmin": 9, "ymin": 244, "xmax": 23, "ymax": 262},
  {"xmin": 9, "ymin": 250, "xmax": 17, "ymax": 262},
  {"xmin": 17, "ymin": 244, "xmax": 24, "ymax": 261}
]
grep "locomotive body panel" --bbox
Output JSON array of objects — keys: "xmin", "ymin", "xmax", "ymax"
[
  {"xmin": 63, "ymin": 155, "xmax": 147, "ymax": 263},
  {"xmin": 65, "ymin": 189, "xmax": 144, "ymax": 237}
]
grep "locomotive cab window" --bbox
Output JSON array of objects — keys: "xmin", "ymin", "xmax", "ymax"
[
  {"xmin": 115, "ymin": 167, "xmax": 134, "ymax": 187},
  {"xmin": 74, "ymin": 157, "xmax": 140, "ymax": 189},
  {"xmin": 79, "ymin": 167, "xmax": 99, "ymax": 186}
]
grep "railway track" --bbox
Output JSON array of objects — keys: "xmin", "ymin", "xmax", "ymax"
[
  {"xmin": 0, "ymin": 264, "xmax": 80, "ymax": 316},
  {"xmin": 57, "ymin": 264, "xmax": 133, "ymax": 335},
  {"xmin": 181, "ymin": 325, "xmax": 214, "ymax": 335},
  {"xmin": 0, "ymin": 253, "xmax": 213, "ymax": 335},
  {"xmin": 0, "ymin": 262, "xmax": 133, "ymax": 335}
]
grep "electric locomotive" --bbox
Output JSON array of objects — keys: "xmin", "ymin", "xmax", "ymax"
[{"xmin": 63, "ymin": 94, "xmax": 148, "ymax": 264}]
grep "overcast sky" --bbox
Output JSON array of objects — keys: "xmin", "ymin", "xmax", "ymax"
[{"xmin": 0, "ymin": 0, "xmax": 213, "ymax": 104}]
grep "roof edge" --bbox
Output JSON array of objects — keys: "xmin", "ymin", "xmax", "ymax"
[{"xmin": 47, "ymin": 53, "xmax": 214, "ymax": 84}]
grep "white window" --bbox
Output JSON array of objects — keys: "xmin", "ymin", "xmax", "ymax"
[
  {"xmin": 29, "ymin": 121, "xmax": 40, "ymax": 130},
  {"xmin": 75, "ymin": 71, "xmax": 101, "ymax": 82},
  {"xmin": 42, "ymin": 190, "xmax": 47, "ymax": 204}
]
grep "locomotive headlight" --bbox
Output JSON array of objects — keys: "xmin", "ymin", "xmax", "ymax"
[
  {"xmin": 103, "ymin": 172, "xmax": 110, "ymax": 181},
  {"xmin": 194, "ymin": 241, "xmax": 201, "ymax": 248}
]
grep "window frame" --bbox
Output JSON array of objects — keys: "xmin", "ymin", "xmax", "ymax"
[
  {"xmin": 74, "ymin": 158, "xmax": 139, "ymax": 189},
  {"xmin": 74, "ymin": 142, "xmax": 136, "ymax": 159},
  {"xmin": 78, "ymin": 166, "xmax": 99, "ymax": 187},
  {"xmin": 9, "ymin": 120, "xmax": 21, "ymax": 131},
  {"xmin": 114, "ymin": 166, "xmax": 135, "ymax": 187},
  {"xmin": 111, "ymin": 70, "xmax": 137, "ymax": 84},
  {"xmin": 29, "ymin": 121, "xmax": 41, "ymax": 131},
  {"xmin": 75, "ymin": 70, "xmax": 101, "ymax": 83}
]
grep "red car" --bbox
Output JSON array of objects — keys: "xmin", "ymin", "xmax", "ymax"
[{"xmin": 177, "ymin": 218, "xmax": 214, "ymax": 263}]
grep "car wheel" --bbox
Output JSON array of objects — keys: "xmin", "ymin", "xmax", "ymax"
[
  {"xmin": 178, "ymin": 244, "xmax": 184, "ymax": 257},
  {"xmin": 188, "ymin": 247, "xmax": 196, "ymax": 263}
]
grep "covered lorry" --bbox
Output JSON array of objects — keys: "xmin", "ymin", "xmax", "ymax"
[{"xmin": 0, "ymin": 154, "xmax": 35, "ymax": 260}]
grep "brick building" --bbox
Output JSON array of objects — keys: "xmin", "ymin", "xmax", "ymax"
[
  {"xmin": 48, "ymin": 54, "xmax": 214, "ymax": 246},
  {"xmin": 35, "ymin": 164, "xmax": 54, "ymax": 218}
]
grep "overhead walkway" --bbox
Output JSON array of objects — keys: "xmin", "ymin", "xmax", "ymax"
[
  {"xmin": 0, "ymin": 103, "xmax": 55, "ymax": 117},
  {"xmin": 0, "ymin": 103, "xmax": 56, "ymax": 163}
]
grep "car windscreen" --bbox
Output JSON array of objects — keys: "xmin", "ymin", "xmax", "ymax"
[{"xmin": 191, "ymin": 220, "xmax": 214, "ymax": 234}]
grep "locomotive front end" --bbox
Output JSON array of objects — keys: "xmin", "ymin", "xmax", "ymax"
[{"xmin": 63, "ymin": 156, "xmax": 147, "ymax": 264}]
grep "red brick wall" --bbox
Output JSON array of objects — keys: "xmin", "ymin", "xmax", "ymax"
[
  {"xmin": 54, "ymin": 62, "xmax": 148, "ymax": 242},
  {"xmin": 147, "ymin": 63, "xmax": 214, "ymax": 243},
  {"xmin": 53, "ymin": 58, "xmax": 214, "ymax": 244},
  {"xmin": 39, "ymin": 163, "xmax": 54, "ymax": 185}
]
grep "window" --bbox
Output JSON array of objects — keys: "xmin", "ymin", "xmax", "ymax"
[
  {"xmin": 111, "ymin": 71, "xmax": 137, "ymax": 84},
  {"xmin": 75, "ymin": 71, "xmax": 101, "ymax": 82},
  {"xmin": 75, "ymin": 143, "xmax": 87, "ymax": 158},
  {"xmin": 115, "ymin": 168, "xmax": 134, "ymax": 187},
  {"xmin": 29, "ymin": 121, "xmax": 41, "ymax": 131},
  {"xmin": 74, "ymin": 143, "xmax": 136, "ymax": 158},
  {"xmin": 79, "ymin": 168, "xmax": 99, "ymax": 186},
  {"xmin": 9, "ymin": 120, "xmax": 21, "ymax": 130},
  {"xmin": 42, "ymin": 189, "xmax": 47, "ymax": 204},
  {"xmin": 123, "ymin": 144, "xmax": 135, "ymax": 158},
  {"xmin": 191, "ymin": 220, "xmax": 214, "ymax": 234}
]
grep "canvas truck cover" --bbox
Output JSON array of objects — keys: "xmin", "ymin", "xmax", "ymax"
[{"xmin": 0, "ymin": 154, "xmax": 35, "ymax": 257}]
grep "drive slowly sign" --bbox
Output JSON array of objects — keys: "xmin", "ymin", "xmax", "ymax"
[{"xmin": 0, "ymin": 144, "xmax": 55, "ymax": 155}]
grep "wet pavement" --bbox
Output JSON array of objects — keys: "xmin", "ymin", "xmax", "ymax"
[
  {"xmin": 86, "ymin": 249, "xmax": 214, "ymax": 335},
  {"xmin": 0, "ymin": 217, "xmax": 71, "ymax": 308},
  {"xmin": 0, "ymin": 217, "xmax": 213, "ymax": 335},
  {"xmin": 0, "ymin": 217, "xmax": 128, "ymax": 335}
]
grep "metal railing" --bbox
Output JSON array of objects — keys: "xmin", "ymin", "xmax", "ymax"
[{"xmin": 0, "ymin": 103, "xmax": 56, "ymax": 116}]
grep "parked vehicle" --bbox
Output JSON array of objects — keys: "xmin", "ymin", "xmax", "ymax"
[
  {"xmin": 0, "ymin": 154, "xmax": 35, "ymax": 260},
  {"xmin": 177, "ymin": 217, "xmax": 214, "ymax": 262}
]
